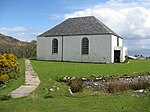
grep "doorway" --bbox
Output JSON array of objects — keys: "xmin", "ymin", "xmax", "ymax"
[{"xmin": 114, "ymin": 50, "xmax": 120, "ymax": 63}]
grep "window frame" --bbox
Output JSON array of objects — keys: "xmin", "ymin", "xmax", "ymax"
[
  {"xmin": 52, "ymin": 38, "xmax": 58, "ymax": 54},
  {"xmin": 81, "ymin": 37, "xmax": 89, "ymax": 55}
]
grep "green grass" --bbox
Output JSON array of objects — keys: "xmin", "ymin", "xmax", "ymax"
[
  {"xmin": 32, "ymin": 60, "xmax": 150, "ymax": 80},
  {"xmin": 0, "ymin": 60, "xmax": 150, "ymax": 112}
]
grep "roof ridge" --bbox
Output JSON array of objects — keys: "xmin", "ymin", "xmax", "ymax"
[{"xmin": 68, "ymin": 16, "xmax": 95, "ymax": 19}]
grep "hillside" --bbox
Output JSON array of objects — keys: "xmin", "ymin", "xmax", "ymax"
[
  {"xmin": 0, "ymin": 33, "xmax": 36, "ymax": 58},
  {"xmin": 0, "ymin": 33, "xmax": 20, "ymax": 43}
]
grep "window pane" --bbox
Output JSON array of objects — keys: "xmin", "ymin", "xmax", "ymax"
[
  {"xmin": 52, "ymin": 39, "xmax": 58, "ymax": 54},
  {"xmin": 82, "ymin": 38, "xmax": 89, "ymax": 55}
]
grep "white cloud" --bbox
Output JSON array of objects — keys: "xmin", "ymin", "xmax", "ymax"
[
  {"xmin": 50, "ymin": 14, "xmax": 61, "ymax": 20},
  {"xmin": 65, "ymin": 5, "xmax": 150, "ymax": 38},
  {"xmin": 0, "ymin": 27, "xmax": 43, "ymax": 41},
  {"xmin": 125, "ymin": 38, "xmax": 150, "ymax": 51},
  {"xmin": 64, "ymin": 1, "xmax": 150, "ymax": 53},
  {"xmin": 0, "ymin": 27, "xmax": 27, "ymax": 32}
]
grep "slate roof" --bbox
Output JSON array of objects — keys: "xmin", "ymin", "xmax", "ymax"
[{"xmin": 38, "ymin": 16, "xmax": 122, "ymax": 38}]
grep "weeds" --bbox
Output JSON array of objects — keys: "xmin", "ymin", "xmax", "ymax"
[{"xmin": 68, "ymin": 78, "xmax": 85, "ymax": 93}]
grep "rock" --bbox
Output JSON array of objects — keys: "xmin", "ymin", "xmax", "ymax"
[
  {"xmin": 94, "ymin": 82, "xmax": 99, "ymax": 86},
  {"xmin": 63, "ymin": 76, "xmax": 67, "ymax": 81},
  {"xmin": 134, "ymin": 89, "xmax": 150, "ymax": 93},
  {"xmin": 56, "ymin": 87, "xmax": 59, "ymax": 90},
  {"xmin": 49, "ymin": 88, "xmax": 55, "ymax": 92},
  {"xmin": 68, "ymin": 89, "xmax": 73, "ymax": 95},
  {"xmin": 60, "ymin": 75, "xmax": 150, "ymax": 93},
  {"xmin": 135, "ymin": 89, "xmax": 144, "ymax": 93},
  {"xmin": 81, "ymin": 78, "xmax": 87, "ymax": 81},
  {"xmin": 95, "ymin": 77, "xmax": 102, "ymax": 81},
  {"xmin": 71, "ymin": 77, "xmax": 75, "ymax": 80}
]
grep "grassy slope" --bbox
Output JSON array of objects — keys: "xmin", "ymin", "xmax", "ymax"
[
  {"xmin": 0, "ymin": 60, "xmax": 150, "ymax": 112},
  {"xmin": 32, "ymin": 60, "xmax": 150, "ymax": 79}
]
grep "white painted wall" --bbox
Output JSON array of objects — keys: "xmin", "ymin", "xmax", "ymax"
[
  {"xmin": 114, "ymin": 46, "xmax": 128, "ymax": 62},
  {"xmin": 111, "ymin": 35, "xmax": 117, "ymax": 63},
  {"xmin": 37, "ymin": 34, "xmax": 126, "ymax": 63},
  {"xmin": 111, "ymin": 35, "xmax": 124, "ymax": 63},
  {"xmin": 63, "ymin": 35, "xmax": 81, "ymax": 61},
  {"xmin": 63, "ymin": 35, "xmax": 112, "ymax": 63},
  {"xmin": 37, "ymin": 36, "xmax": 62, "ymax": 61},
  {"xmin": 119, "ymin": 38, "xmax": 123, "ymax": 46},
  {"xmin": 89, "ymin": 35, "xmax": 111, "ymax": 63}
]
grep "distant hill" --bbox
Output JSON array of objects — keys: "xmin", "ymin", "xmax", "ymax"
[
  {"xmin": 0, "ymin": 33, "xmax": 20, "ymax": 43},
  {"xmin": 0, "ymin": 33, "xmax": 36, "ymax": 58},
  {"xmin": 0, "ymin": 33, "xmax": 28, "ymax": 45}
]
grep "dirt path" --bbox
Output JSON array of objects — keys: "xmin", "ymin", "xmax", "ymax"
[{"xmin": 9, "ymin": 59, "xmax": 40, "ymax": 98}]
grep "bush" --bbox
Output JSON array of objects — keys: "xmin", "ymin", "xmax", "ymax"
[
  {"xmin": 0, "ymin": 53, "xmax": 19, "ymax": 84},
  {"xmin": 69, "ymin": 78, "xmax": 84, "ymax": 93},
  {"xmin": 129, "ymin": 79, "xmax": 149, "ymax": 90},
  {"xmin": 0, "ymin": 74, "xmax": 9, "ymax": 84},
  {"xmin": 101, "ymin": 77, "xmax": 150, "ymax": 93},
  {"xmin": 106, "ymin": 80, "xmax": 128, "ymax": 93}
]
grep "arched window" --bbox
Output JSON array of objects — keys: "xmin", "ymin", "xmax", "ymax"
[
  {"xmin": 52, "ymin": 39, "xmax": 58, "ymax": 54},
  {"xmin": 82, "ymin": 37, "xmax": 89, "ymax": 55}
]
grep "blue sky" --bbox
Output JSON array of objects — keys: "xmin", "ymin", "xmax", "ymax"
[
  {"xmin": 0, "ymin": 0, "xmax": 150, "ymax": 55},
  {"xmin": 0, "ymin": 0, "xmax": 104, "ymax": 28}
]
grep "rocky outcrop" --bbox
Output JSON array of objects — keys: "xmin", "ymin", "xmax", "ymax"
[{"xmin": 58, "ymin": 73, "xmax": 150, "ymax": 93}]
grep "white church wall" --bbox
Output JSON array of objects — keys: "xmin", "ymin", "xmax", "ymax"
[
  {"xmin": 63, "ymin": 35, "xmax": 112, "ymax": 63},
  {"xmin": 114, "ymin": 46, "xmax": 128, "ymax": 62},
  {"xmin": 89, "ymin": 35, "xmax": 111, "ymax": 63},
  {"xmin": 111, "ymin": 35, "xmax": 124, "ymax": 63},
  {"xmin": 37, "ymin": 34, "xmax": 125, "ymax": 63},
  {"xmin": 63, "ymin": 35, "xmax": 81, "ymax": 61},
  {"xmin": 37, "ymin": 36, "xmax": 62, "ymax": 61},
  {"xmin": 119, "ymin": 38, "xmax": 123, "ymax": 46},
  {"xmin": 111, "ymin": 35, "xmax": 117, "ymax": 63}
]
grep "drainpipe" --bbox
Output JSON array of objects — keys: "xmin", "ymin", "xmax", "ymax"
[{"xmin": 61, "ymin": 36, "xmax": 63, "ymax": 61}]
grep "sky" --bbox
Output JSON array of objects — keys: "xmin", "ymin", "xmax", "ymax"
[{"xmin": 0, "ymin": 0, "xmax": 150, "ymax": 56}]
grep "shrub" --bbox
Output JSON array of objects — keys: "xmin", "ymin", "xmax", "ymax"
[
  {"xmin": 129, "ymin": 78, "xmax": 149, "ymax": 90},
  {"xmin": 69, "ymin": 78, "xmax": 84, "ymax": 93},
  {"xmin": 0, "ymin": 74, "xmax": 9, "ymax": 84},
  {"xmin": 106, "ymin": 80, "xmax": 128, "ymax": 93},
  {"xmin": 8, "ymin": 73, "xmax": 18, "ymax": 79},
  {"xmin": 99, "ymin": 77, "xmax": 150, "ymax": 93},
  {"xmin": 0, "ymin": 53, "xmax": 19, "ymax": 84}
]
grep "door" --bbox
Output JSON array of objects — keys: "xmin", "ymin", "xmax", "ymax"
[{"xmin": 114, "ymin": 50, "xmax": 120, "ymax": 63}]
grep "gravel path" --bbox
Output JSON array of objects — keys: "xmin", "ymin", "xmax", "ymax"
[{"xmin": 9, "ymin": 59, "xmax": 40, "ymax": 98}]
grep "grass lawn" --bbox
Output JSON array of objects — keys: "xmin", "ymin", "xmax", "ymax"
[
  {"xmin": 0, "ymin": 60, "xmax": 150, "ymax": 112},
  {"xmin": 32, "ymin": 60, "xmax": 150, "ymax": 80}
]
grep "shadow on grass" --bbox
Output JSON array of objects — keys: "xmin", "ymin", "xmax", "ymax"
[{"xmin": 0, "ymin": 95, "xmax": 10, "ymax": 101}]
